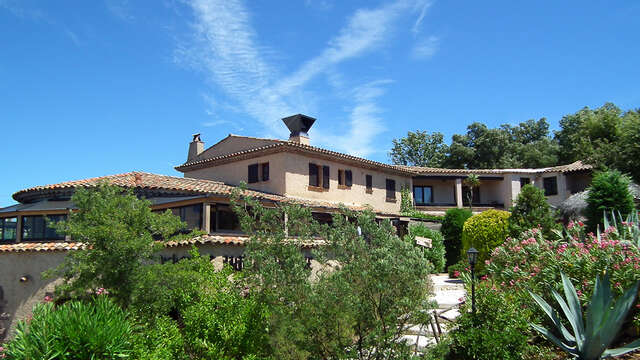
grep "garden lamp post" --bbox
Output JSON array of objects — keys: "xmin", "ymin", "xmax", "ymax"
[{"xmin": 467, "ymin": 247, "xmax": 479, "ymax": 315}]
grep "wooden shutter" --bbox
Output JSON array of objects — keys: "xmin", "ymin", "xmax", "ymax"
[
  {"xmin": 309, "ymin": 163, "xmax": 319, "ymax": 187},
  {"xmin": 345, "ymin": 170, "xmax": 352, "ymax": 187},
  {"xmin": 261, "ymin": 163, "xmax": 269, "ymax": 181},
  {"xmin": 248, "ymin": 164, "xmax": 259, "ymax": 183},
  {"xmin": 322, "ymin": 166, "xmax": 330, "ymax": 189},
  {"xmin": 366, "ymin": 174, "xmax": 372, "ymax": 190},
  {"xmin": 386, "ymin": 179, "xmax": 396, "ymax": 199}
]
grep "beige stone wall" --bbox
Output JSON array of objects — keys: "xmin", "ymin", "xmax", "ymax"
[
  {"xmin": 0, "ymin": 252, "xmax": 66, "ymax": 341},
  {"xmin": 184, "ymin": 153, "xmax": 288, "ymax": 196},
  {"xmin": 283, "ymin": 153, "xmax": 411, "ymax": 214},
  {"xmin": 197, "ymin": 136, "xmax": 276, "ymax": 160}
]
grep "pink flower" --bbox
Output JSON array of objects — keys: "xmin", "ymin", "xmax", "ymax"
[
  {"xmin": 453, "ymin": 271, "xmax": 460, "ymax": 278},
  {"xmin": 481, "ymin": 275, "xmax": 488, "ymax": 281},
  {"xmin": 615, "ymin": 282, "xmax": 622, "ymax": 288},
  {"xmin": 44, "ymin": 295, "xmax": 53, "ymax": 303},
  {"xmin": 458, "ymin": 297, "xmax": 465, "ymax": 302},
  {"xmin": 485, "ymin": 259, "xmax": 491, "ymax": 265},
  {"xmin": 509, "ymin": 280, "xmax": 515, "ymax": 286},
  {"xmin": 576, "ymin": 290, "xmax": 582, "ymax": 296},
  {"xmin": 578, "ymin": 221, "xmax": 584, "ymax": 227},
  {"xmin": 95, "ymin": 288, "xmax": 109, "ymax": 296},
  {"xmin": 513, "ymin": 265, "xmax": 520, "ymax": 272}
]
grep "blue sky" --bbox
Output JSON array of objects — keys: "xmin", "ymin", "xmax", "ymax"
[{"xmin": 1, "ymin": 0, "xmax": 639, "ymax": 206}]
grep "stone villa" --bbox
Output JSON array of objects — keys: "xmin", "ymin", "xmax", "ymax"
[{"xmin": 0, "ymin": 114, "xmax": 592, "ymax": 339}]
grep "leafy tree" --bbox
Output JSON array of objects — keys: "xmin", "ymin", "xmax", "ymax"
[
  {"xmin": 586, "ymin": 170, "xmax": 635, "ymax": 232},
  {"xmin": 48, "ymin": 183, "xmax": 187, "ymax": 305},
  {"xmin": 508, "ymin": 184, "xmax": 558, "ymax": 238},
  {"xmin": 617, "ymin": 109, "xmax": 640, "ymax": 182},
  {"xmin": 389, "ymin": 130, "xmax": 448, "ymax": 167},
  {"xmin": 445, "ymin": 123, "xmax": 512, "ymax": 169},
  {"xmin": 464, "ymin": 174, "xmax": 480, "ymax": 211},
  {"xmin": 231, "ymin": 189, "xmax": 434, "ymax": 359}
]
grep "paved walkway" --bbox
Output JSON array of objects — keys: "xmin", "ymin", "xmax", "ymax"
[{"xmin": 401, "ymin": 274, "xmax": 465, "ymax": 352}]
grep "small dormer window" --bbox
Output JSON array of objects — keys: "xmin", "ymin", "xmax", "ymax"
[
  {"xmin": 248, "ymin": 162, "xmax": 269, "ymax": 184},
  {"xmin": 338, "ymin": 169, "xmax": 352, "ymax": 189}
]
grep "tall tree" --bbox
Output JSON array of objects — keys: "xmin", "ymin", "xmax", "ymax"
[{"xmin": 389, "ymin": 130, "xmax": 447, "ymax": 167}]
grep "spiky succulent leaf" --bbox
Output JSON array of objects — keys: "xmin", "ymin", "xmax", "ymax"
[
  {"xmin": 529, "ymin": 291, "xmax": 575, "ymax": 343},
  {"xmin": 561, "ymin": 273, "xmax": 585, "ymax": 344},
  {"xmin": 602, "ymin": 338, "xmax": 640, "ymax": 358},
  {"xmin": 530, "ymin": 323, "xmax": 576, "ymax": 355}
]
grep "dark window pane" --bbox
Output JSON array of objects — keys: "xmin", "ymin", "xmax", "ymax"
[
  {"xmin": 217, "ymin": 204, "xmax": 241, "ymax": 232},
  {"xmin": 386, "ymin": 179, "xmax": 396, "ymax": 199},
  {"xmin": 366, "ymin": 175, "xmax": 372, "ymax": 190},
  {"xmin": 22, "ymin": 216, "xmax": 45, "ymax": 240},
  {"xmin": 345, "ymin": 170, "xmax": 352, "ymax": 187},
  {"xmin": 45, "ymin": 215, "xmax": 65, "ymax": 240},
  {"xmin": 261, "ymin": 163, "xmax": 269, "ymax": 181},
  {"xmin": 543, "ymin": 177, "xmax": 558, "ymax": 196},
  {"xmin": 413, "ymin": 187, "xmax": 423, "ymax": 205},
  {"xmin": 182, "ymin": 204, "xmax": 203, "ymax": 230},
  {"xmin": 1, "ymin": 218, "xmax": 17, "ymax": 242},
  {"xmin": 309, "ymin": 163, "xmax": 318, "ymax": 187},
  {"xmin": 424, "ymin": 186, "xmax": 433, "ymax": 204},
  {"xmin": 462, "ymin": 186, "xmax": 480, "ymax": 205},
  {"xmin": 322, "ymin": 166, "xmax": 330, "ymax": 189},
  {"xmin": 520, "ymin": 177, "xmax": 530, "ymax": 187},
  {"xmin": 248, "ymin": 164, "xmax": 259, "ymax": 183},
  {"xmin": 312, "ymin": 212, "xmax": 333, "ymax": 226}
]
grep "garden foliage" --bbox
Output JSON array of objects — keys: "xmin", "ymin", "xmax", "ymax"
[
  {"xmin": 509, "ymin": 184, "xmax": 558, "ymax": 238},
  {"xmin": 47, "ymin": 183, "xmax": 189, "ymax": 305},
  {"xmin": 4, "ymin": 296, "xmax": 133, "ymax": 360},
  {"xmin": 530, "ymin": 272, "xmax": 640, "ymax": 359},
  {"xmin": 441, "ymin": 208, "xmax": 472, "ymax": 268},
  {"xmin": 408, "ymin": 224, "xmax": 446, "ymax": 273},
  {"xmin": 586, "ymin": 170, "xmax": 635, "ymax": 232},
  {"xmin": 231, "ymin": 189, "xmax": 435, "ymax": 359},
  {"xmin": 460, "ymin": 209, "xmax": 510, "ymax": 273}
]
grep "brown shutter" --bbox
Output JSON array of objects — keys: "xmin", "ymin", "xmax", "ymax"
[
  {"xmin": 309, "ymin": 163, "xmax": 318, "ymax": 187},
  {"xmin": 248, "ymin": 164, "xmax": 259, "ymax": 183},
  {"xmin": 322, "ymin": 166, "xmax": 330, "ymax": 189},
  {"xmin": 345, "ymin": 170, "xmax": 352, "ymax": 187}
]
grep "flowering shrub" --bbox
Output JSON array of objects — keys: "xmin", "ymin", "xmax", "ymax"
[{"xmin": 488, "ymin": 222, "xmax": 640, "ymax": 325}]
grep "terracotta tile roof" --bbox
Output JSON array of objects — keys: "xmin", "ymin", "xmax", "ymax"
[
  {"xmin": 0, "ymin": 234, "xmax": 324, "ymax": 253},
  {"xmin": 0, "ymin": 242, "xmax": 85, "ymax": 253},
  {"xmin": 13, "ymin": 172, "xmax": 284, "ymax": 203},
  {"xmin": 175, "ymin": 136, "xmax": 415, "ymax": 175},
  {"xmin": 10, "ymin": 172, "xmax": 403, "ymax": 216},
  {"xmin": 401, "ymin": 161, "xmax": 592, "ymax": 175}
]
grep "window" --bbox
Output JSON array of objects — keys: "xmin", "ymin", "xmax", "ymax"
[
  {"xmin": 338, "ymin": 169, "xmax": 353, "ymax": 188},
  {"xmin": 322, "ymin": 166, "xmax": 330, "ymax": 189},
  {"xmin": 309, "ymin": 163, "xmax": 319, "ymax": 187},
  {"xmin": 462, "ymin": 186, "xmax": 480, "ymax": 206},
  {"xmin": 0, "ymin": 217, "xmax": 17, "ymax": 242},
  {"xmin": 215, "ymin": 204, "xmax": 241, "ymax": 232},
  {"xmin": 386, "ymin": 179, "xmax": 396, "ymax": 200},
  {"xmin": 312, "ymin": 212, "xmax": 333, "ymax": 226},
  {"xmin": 248, "ymin": 164, "xmax": 259, "ymax": 183},
  {"xmin": 21, "ymin": 215, "xmax": 65, "ymax": 241},
  {"xmin": 366, "ymin": 174, "xmax": 373, "ymax": 193},
  {"xmin": 171, "ymin": 204, "xmax": 202, "ymax": 230},
  {"xmin": 543, "ymin": 176, "xmax": 558, "ymax": 196},
  {"xmin": 248, "ymin": 162, "xmax": 269, "ymax": 183},
  {"xmin": 520, "ymin": 177, "xmax": 530, "ymax": 188},
  {"xmin": 413, "ymin": 186, "xmax": 433, "ymax": 205}
]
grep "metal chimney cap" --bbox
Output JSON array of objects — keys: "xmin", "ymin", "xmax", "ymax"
[{"xmin": 282, "ymin": 114, "xmax": 316, "ymax": 137}]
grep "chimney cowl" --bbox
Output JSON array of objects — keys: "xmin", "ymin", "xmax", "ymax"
[{"xmin": 282, "ymin": 114, "xmax": 315, "ymax": 144}]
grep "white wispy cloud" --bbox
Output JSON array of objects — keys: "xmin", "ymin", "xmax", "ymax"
[
  {"xmin": 412, "ymin": 35, "xmax": 439, "ymax": 60},
  {"xmin": 181, "ymin": 0, "xmax": 430, "ymax": 156},
  {"xmin": 105, "ymin": 0, "xmax": 135, "ymax": 22},
  {"xmin": 411, "ymin": 0, "xmax": 431, "ymax": 35}
]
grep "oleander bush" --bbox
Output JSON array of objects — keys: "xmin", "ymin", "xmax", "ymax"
[
  {"xmin": 488, "ymin": 221, "xmax": 640, "ymax": 327},
  {"xmin": 441, "ymin": 208, "xmax": 472, "ymax": 268},
  {"xmin": 4, "ymin": 296, "xmax": 133, "ymax": 360},
  {"xmin": 460, "ymin": 209, "xmax": 511, "ymax": 273},
  {"xmin": 408, "ymin": 224, "xmax": 446, "ymax": 273},
  {"xmin": 509, "ymin": 184, "xmax": 559, "ymax": 238}
]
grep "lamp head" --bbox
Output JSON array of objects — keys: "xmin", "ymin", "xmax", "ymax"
[{"xmin": 467, "ymin": 247, "xmax": 479, "ymax": 266}]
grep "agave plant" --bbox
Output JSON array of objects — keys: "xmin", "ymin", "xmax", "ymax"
[
  {"xmin": 603, "ymin": 210, "xmax": 640, "ymax": 246},
  {"xmin": 529, "ymin": 272, "xmax": 640, "ymax": 359}
]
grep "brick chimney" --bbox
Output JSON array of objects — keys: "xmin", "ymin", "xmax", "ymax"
[
  {"xmin": 282, "ymin": 114, "xmax": 315, "ymax": 145},
  {"xmin": 187, "ymin": 133, "xmax": 204, "ymax": 162}
]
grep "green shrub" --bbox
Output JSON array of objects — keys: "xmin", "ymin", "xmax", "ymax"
[
  {"xmin": 509, "ymin": 184, "xmax": 558, "ymax": 238},
  {"xmin": 408, "ymin": 224, "xmax": 446, "ymax": 273},
  {"xmin": 460, "ymin": 209, "xmax": 510, "ymax": 273},
  {"xmin": 441, "ymin": 208, "xmax": 472, "ymax": 268},
  {"xmin": 586, "ymin": 170, "xmax": 635, "ymax": 232},
  {"xmin": 448, "ymin": 280, "xmax": 531, "ymax": 360},
  {"xmin": 447, "ymin": 260, "xmax": 467, "ymax": 278},
  {"xmin": 5, "ymin": 296, "xmax": 133, "ymax": 360},
  {"xmin": 132, "ymin": 315, "xmax": 187, "ymax": 360}
]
